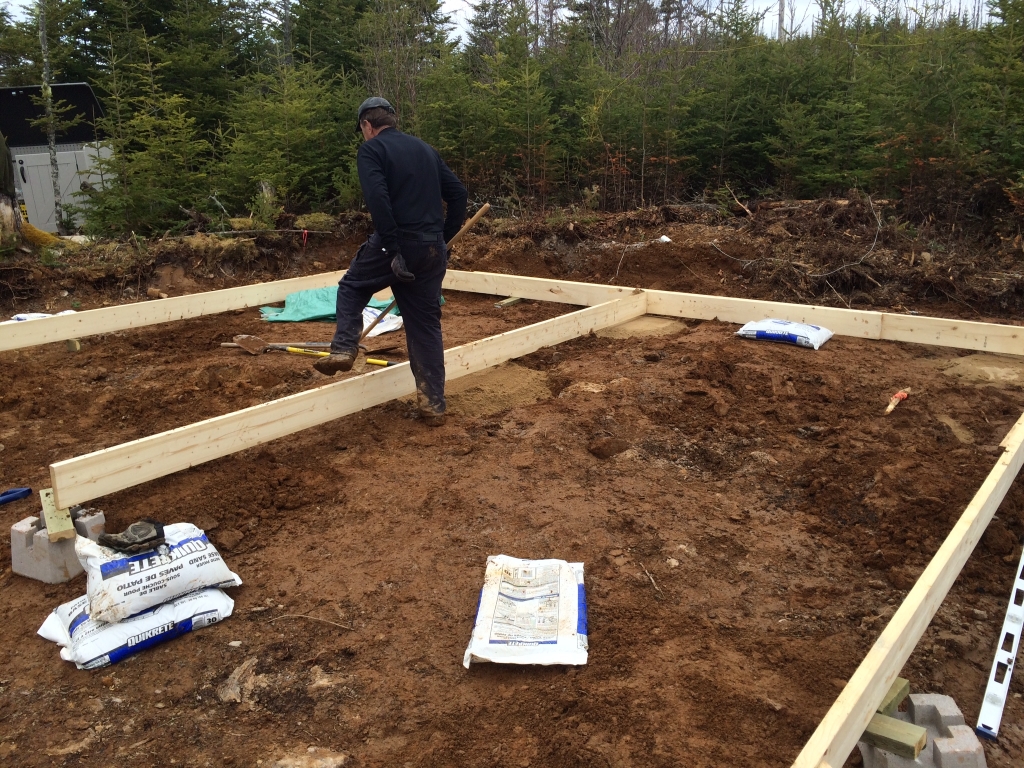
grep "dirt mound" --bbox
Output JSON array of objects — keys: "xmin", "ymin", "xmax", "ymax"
[{"xmin": 446, "ymin": 363, "xmax": 553, "ymax": 417}]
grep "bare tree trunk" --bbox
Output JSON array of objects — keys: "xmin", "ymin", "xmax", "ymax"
[
  {"xmin": 778, "ymin": 0, "xmax": 785, "ymax": 42},
  {"xmin": 38, "ymin": 0, "xmax": 65, "ymax": 235},
  {"xmin": 281, "ymin": 0, "xmax": 293, "ymax": 66},
  {"xmin": 0, "ymin": 195, "xmax": 19, "ymax": 239}
]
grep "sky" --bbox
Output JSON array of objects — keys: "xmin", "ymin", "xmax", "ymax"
[
  {"xmin": 7, "ymin": 0, "xmax": 983, "ymax": 43},
  {"xmin": 439, "ymin": 0, "xmax": 842, "ymax": 42}
]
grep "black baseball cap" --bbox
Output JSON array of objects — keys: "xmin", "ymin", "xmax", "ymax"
[{"xmin": 356, "ymin": 97, "xmax": 395, "ymax": 133}]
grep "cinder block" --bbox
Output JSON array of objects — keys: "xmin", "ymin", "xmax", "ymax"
[
  {"xmin": 858, "ymin": 694, "xmax": 987, "ymax": 768},
  {"xmin": 73, "ymin": 508, "xmax": 105, "ymax": 540},
  {"xmin": 10, "ymin": 508, "xmax": 105, "ymax": 584},
  {"xmin": 934, "ymin": 725, "xmax": 986, "ymax": 768},
  {"xmin": 909, "ymin": 694, "xmax": 967, "ymax": 731}
]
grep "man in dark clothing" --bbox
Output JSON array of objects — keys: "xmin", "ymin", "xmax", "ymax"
[{"xmin": 314, "ymin": 97, "xmax": 467, "ymax": 427}]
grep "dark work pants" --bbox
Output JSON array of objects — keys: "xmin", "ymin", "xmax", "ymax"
[{"xmin": 331, "ymin": 232, "xmax": 447, "ymax": 414}]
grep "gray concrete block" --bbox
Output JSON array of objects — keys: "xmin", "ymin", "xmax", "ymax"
[
  {"xmin": 909, "ymin": 694, "xmax": 967, "ymax": 731},
  {"xmin": 934, "ymin": 725, "xmax": 986, "ymax": 768},
  {"xmin": 73, "ymin": 508, "xmax": 105, "ymax": 540},
  {"xmin": 858, "ymin": 694, "xmax": 987, "ymax": 768},
  {"xmin": 10, "ymin": 508, "xmax": 105, "ymax": 584}
]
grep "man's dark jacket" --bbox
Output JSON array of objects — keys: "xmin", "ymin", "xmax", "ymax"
[{"xmin": 356, "ymin": 128, "xmax": 467, "ymax": 252}]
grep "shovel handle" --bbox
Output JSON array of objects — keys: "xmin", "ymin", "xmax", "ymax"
[
  {"xmin": 446, "ymin": 202, "xmax": 490, "ymax": 249},
  {"xmin": 286, "ymin": 347, "xmax": 330, "ymax": 357}
]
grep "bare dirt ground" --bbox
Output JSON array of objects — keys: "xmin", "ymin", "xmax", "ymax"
[{"xmin": 2, "ymin": 206, "xmax": 1024, "ymax": 768}]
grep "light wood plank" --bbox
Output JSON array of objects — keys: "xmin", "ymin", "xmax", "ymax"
[
  {"xmin": 49, "ymin": 292, "xmax": 648, "ymax": 508},
  {"xmin": 645, "ymin": 289, "xmax": 883, "ymax": 340},
  {"xmin": 40, "ymin": 488, "xmax": 75, "ymax": 542},
  {"xmin": 861, "ymin": 713, "xmax": 927, "ymax": 759},
  {"xmin": 881, "ymin": 313, "xmax": 1024, "ymax": 356},
  {"xmin": 442, "ymin": 271, "xmax": 630, "ymax": 306},
  {"xmin": 792, "ymin": 410, "xmax": 1024, "ymax": 768},
  {"xmin": 7, "ymin": 265, "xmax": 1022, "ymax": 358},
  {"xmin": 0, "ymin": 271, "xmax": 345, "ymax": 352},
  {"xmin": 445, "ymin": 271, "xmax": 1024, "ymax": 355}
]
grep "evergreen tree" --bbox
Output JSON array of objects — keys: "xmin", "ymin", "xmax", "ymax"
[
  {"xmin": 83, "ymin": 34, "xmax": 212, "ymax": 235},
  {"xmin": 293, "ymin": 0, "xmax": 366, "ymax": 75},
  {"xmin": 218, "ymin": 55, "xmax": 356, "ymax": 212}
]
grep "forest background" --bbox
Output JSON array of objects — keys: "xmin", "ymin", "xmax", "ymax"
[{"xmin": 0, "ymin": 0, "xmax": 1022, "ymax": 237}]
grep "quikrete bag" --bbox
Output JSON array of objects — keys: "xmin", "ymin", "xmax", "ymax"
[
  {"xmin": 38, "ymin": 588, "xmax": 234, "ymax": 669},
  {"xmin": 77, "ymin": 522, "xmax": 242, "ymax": 623},
  {"xmin": 735, "ymin": 318, "xmax": 834, "ymax": 350}
]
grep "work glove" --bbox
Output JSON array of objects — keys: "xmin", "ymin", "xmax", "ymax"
[{"xmin": 390, "ymin": 249, "xmax": 415, "ymax": 283}]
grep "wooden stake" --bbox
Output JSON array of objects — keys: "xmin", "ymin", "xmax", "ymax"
[
  {"xmin": 861, "ymin": 713, "xmax": 927, "ymax": 760},
  {"xmin": 40, "ymin": 487, "xmax": 75, "ymax": 542},
  {"xmin": 885, "ymin": 389, "xmax": 910, "ymax": 415}
]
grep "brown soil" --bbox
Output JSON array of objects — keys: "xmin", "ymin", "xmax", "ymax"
[{"xmin": 2, "ymin": 209, "xmax": 1024, "ymax": 768}]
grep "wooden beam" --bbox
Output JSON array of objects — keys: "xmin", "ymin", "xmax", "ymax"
[
  {"xmin": 442, "ymin": 271, "xmax": 629, "ymax": 306},
  {"xmin": 444, "ymin": 271, "xmax": 1024, "ymax": 355},
  {"xmin": 880, "ymin": 313, "xmax": 1024, "ymax": 356},
  {"xmin": 40, "ymin": 488, "xmax": 75, "ymax": 542},
  {"xmin": 6, "ymin": 266, "xmax": 1021, "ymax": 357},
  {"xmin": 876, "ymin": 677, "xmax": 910, "ymax": 717},
  {"xmin": 646, "ymin": 289, "xmax": 883, "ymax": 340},
  {"xmin": 0, "ymin": 270, "xmax": 345, "ymax": 352},
  {"xmin": 861, "ymin": 713, "xmax": 927, "ymax": 760},
  {"xmin": 792, "ymin": 411, "xmax": 1024, "ymax": 768},
  {"xmin": 49, "ymin": 292, "xmax": 648, "ymax": 508},
  {"xmin": 494, "ymin": 297, "xmax": 524, "ymax": 308}
]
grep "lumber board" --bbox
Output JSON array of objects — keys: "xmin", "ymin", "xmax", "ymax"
[
  {"xmin": 861, "ymin": 713, "xmax": 927, "ymax": 759},
  {"xmin": 442, "ymin": 271, "xmax": 629, "ymax": 306},
  {"xmin": 40, "ymin": 488, "xmax": 75, "ymax": 542},
  {"xmin": 792, "ymin": 409, "xmax": 1024, "ymax": 768},
  {"xmin": 0, "ymin": 270, "xmax": 345, "ymax": 352},
  {"xmin": 49, "ymin": 292, "xmax": 648, "ymax": 508},
  {"xmin": 444, "ymin": 271, "xmax": 1024, "ymax": 355},
  {"xmin": 645, "ymin": 289, "xmax": 883, "ymax": 340},
  {"xmin": 880, "ymin": 313, "xmax": 1024, "ymax": 356},
  {"xmin": 876, "ymin": 677, "xmax": 910, "ymax": 716},
  {"xmin": 6, "ymin": 264, "xmax": 1022, "ymax": 358}
]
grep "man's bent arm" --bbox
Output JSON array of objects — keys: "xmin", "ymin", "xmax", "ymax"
[{"xmin": 357, "ymin": 144, "xmax": 400, "ymax": 252}]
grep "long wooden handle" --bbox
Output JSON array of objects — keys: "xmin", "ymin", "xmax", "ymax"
[
  {"xmin": 446, "ymin": 202, "xmax": 490, "ymax": 249},
  {"xmin": 358, "ymin": 203, "xmax": 491, "ymax": 343}
]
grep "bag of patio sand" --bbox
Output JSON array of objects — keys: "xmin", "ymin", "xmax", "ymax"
[
  {"xmin": 76, "ymin": 522, "xmax": 242, "ymax": 623},
  {"xmin": 38, "ymin": 588, "xmax": 235, "ymax": 669},
  {"xmin": 463, "ymin": 555, "xmax": 588, "ymax": 667}
]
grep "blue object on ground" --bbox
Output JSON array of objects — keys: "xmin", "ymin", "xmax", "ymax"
[{"xmin": 0, "ymin": 487, "xmax": 32, "ymax": 505}]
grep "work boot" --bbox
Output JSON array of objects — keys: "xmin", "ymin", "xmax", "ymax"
[
  {"xmin": 98, "ymin": 518, "xmax": 165, "ymax": 554},
  {"xmin": 421, "ymin": 412, "xmax": 447, "ymax": 427},
  {"xmin": 313, "ymin": 349, "xmax": 357, "ymax": 375}
]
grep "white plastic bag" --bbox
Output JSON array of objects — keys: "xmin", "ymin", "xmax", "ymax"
[
  {"xmin": 361, "ymin": 306, "xmax": 403, "ymax": 337},
  {"xmin": 77, "ymin": 522, "xmax": 242, "ymax": 623},
  {"xmin": 735, "ymin": 318, "xmax": 833, "ymax": 350},
  {"xmin": 464, "ymin": 555, "xmax": 587, "ymax": 667},
  {"xmin": 38, "ymin": 588, "xmax": 234, "ymax": 669}
]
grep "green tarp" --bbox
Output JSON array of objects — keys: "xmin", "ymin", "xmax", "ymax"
[{"xmin": 260, "ymin": 288, "xmax": 399, "ymax": 323}]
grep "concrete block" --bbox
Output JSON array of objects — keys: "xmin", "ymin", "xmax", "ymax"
[
  {"xmin": 934, "ymin": 725, "xmax": 986, "ymax": 768},
  {"xmin": 909, "ymin": 694, "xmax": 967, "ymax": 731},
  {"xmin": 858, "ymin": 694, "xmax": 987, "ymax": 768},
  {"xmin": 10, "ymin": 508, "xmax": 105, "ymax": 584}
]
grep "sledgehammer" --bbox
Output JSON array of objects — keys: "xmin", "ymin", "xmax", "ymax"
[{"xmin": 359, "ymin": 203, "xmax": 491, "ymax": 342}]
